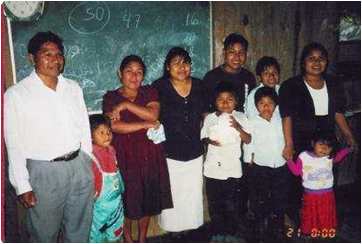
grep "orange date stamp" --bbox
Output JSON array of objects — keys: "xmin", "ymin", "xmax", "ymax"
[{"xmin": 286, "ymin": 227, "xmax": 336, "ymax": 238}]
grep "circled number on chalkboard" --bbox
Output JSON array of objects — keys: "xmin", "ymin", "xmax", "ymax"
[
  {"xmin": 122, "ymin": 11, "xmax": 141, "ymax": 29},
  {"xmin": 84, "ymin": 7, "xmax": 105, "ymax": 21},
  {"xmin": 68, "ymin": 2, "xmax": 110, "ymax": 35}
]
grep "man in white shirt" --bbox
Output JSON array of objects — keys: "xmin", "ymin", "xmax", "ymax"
[{"xmin": 4, "ymin": 31, "xmax": 94, "ymax": 242}]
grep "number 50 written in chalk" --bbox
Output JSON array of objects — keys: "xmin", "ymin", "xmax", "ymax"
[{"xmin": 84, "ymin": 7, "xmax": 106, "ymax": 21}]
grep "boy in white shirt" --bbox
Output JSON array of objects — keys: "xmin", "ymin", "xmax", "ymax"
[
  {"xmin": 244, "ymin": 87, "xmax": 289, "ymax": 241},
  {"xmin": 244, "ymin": 56, "xmax": 281, "ymax": 119},
  {"xmin": 201, "ymin": 82, "xmax": 251, "ymax": 238}
]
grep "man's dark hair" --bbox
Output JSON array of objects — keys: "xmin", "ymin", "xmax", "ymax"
[
  {"xmin": 89, "ymin": 114, "xmax": 111, "ymax": 134},
  {"xmin": 119, "ymin": 55, "xmax": 146, "ymax": 74},
  {"xmin": 255, "ymin": 56, "xmax": 281, "ymax": 76},
  {"xmin": 27, "ymin": 31, "xmax": 64, "ymax": 55},
  {"xmin": 224, "ymin": 33, "xmax": 249, "ymax": 51},
  {"xmin": 254, "ymin": 87, "xmax": 279, "ymax": 106}
]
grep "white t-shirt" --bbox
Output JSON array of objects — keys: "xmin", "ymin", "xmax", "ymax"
[
  {"xmin": 304, "ymin": 80, "xmax": 329, "ymax": 116},
  {"xmin": 201, "ymin": 111, "xmax": 250, "ymax": 180},
  {"xmin": 299, "ymin": 151, "xmax": 334, "ymax": 190}
]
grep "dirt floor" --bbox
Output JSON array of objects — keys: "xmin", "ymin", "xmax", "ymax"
[
  {"xmin": 5, "ymin": 154, "xmax": 360, "ymax": 243},
  {"xmin": 147, "ymin": 181, "xmax": 360, "ymax": 243}
]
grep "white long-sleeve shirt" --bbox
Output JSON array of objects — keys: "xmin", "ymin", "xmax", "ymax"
[
  {"xmin": 243, "ymin": 114, "xmax": 285, "ymax": 168},
  {"xmin": 201, "ymin": 111, "xmax": 251, "ymax": 180},
  {"xmin": 4, "ymin": 70, "xmax": 92, "ymax": 195}
]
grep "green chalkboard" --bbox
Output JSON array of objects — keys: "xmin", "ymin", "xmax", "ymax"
[{"xmin": 11, "ymin": 1, "xmax": 210, "ymax": 111}]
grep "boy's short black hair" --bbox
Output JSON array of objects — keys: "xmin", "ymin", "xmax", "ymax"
[
  {"xmin": 28, "ymin": 31, "xmax": 64, "ymax": 55},
  {"xmin": 224, "ymin": 33, "xmax": 248, "ymax": 51},
  {"xmin": 254, "ymin": 87, "xmax": 279, "ymax": 106},
  {"xmin": 255, "ymin": 56, "xmax": 281, "ymax": 76},
  {"xmin": 215, "ymin": 82, "xmax": 237, "ymax": 100},
  {"xmin": 89, "ymin": 114, "xmax": 111, "ymax": 134}
]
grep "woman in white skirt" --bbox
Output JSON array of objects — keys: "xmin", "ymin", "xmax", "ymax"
[{"xmin": 152, "ymin": 47, "xmax": 208, "ymax": 232}]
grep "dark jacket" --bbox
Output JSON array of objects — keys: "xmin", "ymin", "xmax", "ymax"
[{"xmin": 279, "ymin": 74, "xmax": 346, "ymax": 151}]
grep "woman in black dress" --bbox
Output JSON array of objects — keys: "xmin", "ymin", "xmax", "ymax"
[{"xmin": 152, "ymin": 47, "xmax": 207, "ymax": 232}]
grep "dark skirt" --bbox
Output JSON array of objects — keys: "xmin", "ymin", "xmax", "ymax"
[
  {"xmin": 103, "ymin": 87, "xmax": 173, "ymax": 220},
  {"xmin": 120, "ymin": 147, "xmax": 173, "ymax": 219}
]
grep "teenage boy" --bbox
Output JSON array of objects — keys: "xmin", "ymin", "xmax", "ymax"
[
  {"xmin": 203, "ymin": 32, "xmax": 256, "ymax": 223},
  {"xmin": 204, "ymin": 32, "xmax": 256, "ymax": 113}
]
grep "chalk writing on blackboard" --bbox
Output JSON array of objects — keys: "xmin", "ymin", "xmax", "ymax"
[
  {"xmin": 64, "ymin": 45, "xmax": 80, "ymax": 60},
  {"xmin": 185, "ymin": 13, "xmax": 200, "ymax": 26},
  {"xmin": 122, "ymin": 10, "xmax": 142, "ymax": 29},
  {"xmin": 68, "ymin": 2, "xmax": 110, "ymax": 35},
  {"xmin": 11, "ymin": 2, "xmax": 210, "ymax": 112}
]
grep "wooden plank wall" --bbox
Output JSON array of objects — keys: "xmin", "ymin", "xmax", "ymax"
[{"xmin": 212, "ymin": 2, "xmax": 339, "ymax": 82}]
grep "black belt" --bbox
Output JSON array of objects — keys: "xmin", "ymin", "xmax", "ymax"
[{"xmin": 50, "ymin": 149, "xmax": 80, "ymax": 162}]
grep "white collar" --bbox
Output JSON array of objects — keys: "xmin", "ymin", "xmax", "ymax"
[
  {"xmin": 258, "ymin": 83, "xmax": 280, "ymax": 90},
  {"xmin": 30, "ymin": 70, "xmax": 66, "ymax": 91},
  {"xmin": 256, "ymin": 114, "xmax": 277, "ymax": 124}
]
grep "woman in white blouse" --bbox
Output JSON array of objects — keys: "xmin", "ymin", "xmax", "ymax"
[
  {"xmin": 279, "ymin": 42, "xmax": 356, "ymax": 161},
  {"xmin": 278, "ymin": 42, "xmax": 356, "ymax": 226}
]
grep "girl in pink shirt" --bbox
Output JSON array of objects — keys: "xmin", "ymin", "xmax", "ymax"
[{"xmin": 287, "ymin": 132, "xmax": 350, "ymax": 236}]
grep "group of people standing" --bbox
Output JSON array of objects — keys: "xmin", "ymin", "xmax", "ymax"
[{"xmin": 4, "ymin": 30, "xmax": 357, "ymax": 243}]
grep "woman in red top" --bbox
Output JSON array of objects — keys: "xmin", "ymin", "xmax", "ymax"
[{"xmin": 103, "ymin": 55, "xmax": 173, "ymax": 242}]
